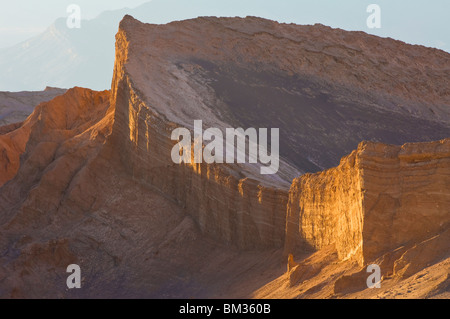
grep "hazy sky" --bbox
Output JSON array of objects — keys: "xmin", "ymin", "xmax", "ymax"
[
  {"xmin": 1, "ymin": 0, "xmax": 449, "ymax": 51},
  {"xmin": 0, "ymin": 0, "xmax": 149, "ymax": 47}
]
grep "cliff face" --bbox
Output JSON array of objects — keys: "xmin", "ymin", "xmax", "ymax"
[
  {"xmin": 285, "ymin": 139, "xmax": 450, "ymax": 265},
  {"xmin": 107, "ymin": 15, "xmax": 450, "ymax": 250},
  {"xmin": 109, "ymin": 25, "xmax": 288, "ymax": 249},
  {"xmin": 285, "ymin": 150, "xmax": 364, "ymax": 263},
  {"xmin": 111, "ymin": 15, "xmax": 450, "ymax": 175},
  {"xmin": 359, "ymin": 139, "xmax": 450, "ymax": 262}
]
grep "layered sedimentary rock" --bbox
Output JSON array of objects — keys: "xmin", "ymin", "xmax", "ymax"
[
  {"xmin": 285, "ymin": 139, "xmax": 450, "ymax": 265},
  {"xmin": 284, "ymin": 148, "xmax": 364, "ymax": 263},
  {"xmin": 109, "ymin": 37, "xmax": 289, "ymax": 249},
  {"xmin": 107, "ymin": 15, "xmax": 450, "ymax": 249},
  {"xmin": 111, "ymin": 15, "xmax": 450, "ymax": 176}
]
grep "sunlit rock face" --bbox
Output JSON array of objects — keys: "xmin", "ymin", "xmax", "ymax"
[{"xmin": 285, "ymin": 139, "xmax": 450, "ymax": 265}]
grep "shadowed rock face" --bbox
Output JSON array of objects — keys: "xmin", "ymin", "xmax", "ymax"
[
  {"xmin": 112, "ymin": 15, "xmax": 450, "ymax": 175},
  {"xmin": 181, "ymin": 60, "xmax": 450, "ymax": 172},
  {"xmin": 0, "ymin": 16, "xmax": 449, "ymax": 298}
]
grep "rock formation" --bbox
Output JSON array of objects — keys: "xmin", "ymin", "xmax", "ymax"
[
  {"xmin": 106, "ymin": 15, "xmax": 450, "ymax": 250},
  {"xmin": 0, "ymin": 16, "xmax": 448, "ymax": 298},
  {"xmin": 112, "ymin": 15, "xmax": 450, "ymax": 174},
  {"xmin": 0, "ymin": 88, "xmax": 108, "ymax": 187},
  {"xmin": 285, "ymin": 139, "xmax": 450, "ymax": 266}
]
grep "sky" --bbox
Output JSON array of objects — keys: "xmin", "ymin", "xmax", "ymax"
[
  {"xmin": 0, "ymin": 0, "xmax": 149, "ymax": 47},
  {"xmin": 0, "ymin": 0, "xmax": 449, "ymax": 51}
]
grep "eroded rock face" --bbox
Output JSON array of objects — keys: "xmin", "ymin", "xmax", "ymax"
[
  {"xmin": 113, "ymin": 15, "xmax": 450, "ymax": 174},
  {"xmin": 109, "ymin": 18, "xmax": 293, "ymax": 249},
  {"xmin": 108, "ymin": 15, "xmax": 450, "ymax": 250},
  {"xmin": 285, "ymin": 139, "xmax": 450, "ymax": 265},
  {"xmin": 109, "ymin": 67, "xmax": 289, "ymax": 249},
  {"xmin": 285, "ymin": 149, "xmax": 364, "ymax": 263},
  {"xmin": 0, "ymin": 88, "xmax": 109, "ymax": 187},
  {"xmin": 360, "ymin": 140, "xmax": 450, "ymax": 262}
]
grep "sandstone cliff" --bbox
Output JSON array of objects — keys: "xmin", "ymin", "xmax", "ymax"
[
  {"xmin": 111, "ymin": 15, "xmax": 450, "ymax": 174},
  {"xmin": 285, "ymin": 139, "xmax": 450, "ymax": 266},
  {"xmin": 107, "ymin": 15, "xmax": 450, "ymax": 250},
  {"xmin": 108, "ymin": 16, "xmax": 294, "ymax": 249}
]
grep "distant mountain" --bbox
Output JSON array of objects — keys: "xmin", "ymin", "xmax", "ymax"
[{"xmin": 0, "ymin": 11, "xmax": 122, "ymax": 91}]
